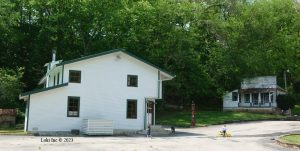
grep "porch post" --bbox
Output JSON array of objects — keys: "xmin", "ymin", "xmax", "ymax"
[
  {"xmin": 238, "ymin": 93, "xmax": 240, "ymax": 107},
  {"xmin": 258, "ymin": 93, "xmax": 261, "ymax": 107},
  {"xmin": 274, "ymin": 89, "xmax": 277, "ymax": 107},
  {"xmin": 269, "ymin": 92, "xmax": 271, "ymax": 107},
  {"xmin": 250, "ymin": 93, "xmax": 252, "ymax": 107}
]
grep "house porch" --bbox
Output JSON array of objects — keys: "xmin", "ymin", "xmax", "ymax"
[{"xmin": 238, "ymin": 88, "xmax": 277, "ymax": 108}]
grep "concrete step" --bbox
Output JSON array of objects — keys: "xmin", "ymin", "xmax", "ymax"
[
  {"xmin": 150, "ymin": 125, "xmax": 165, "ymax": 132},
  {"xmin": 136, "ymin": 125, "xmax": 170, "ymax": 136}
]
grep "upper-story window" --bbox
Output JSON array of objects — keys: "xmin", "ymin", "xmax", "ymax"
[
  {"xmin": 69, "ymin": 70, "xmax": 81, "ymax": 83},
  {"xmin": 127, "ymin": 75, "xmax": 138, "ymax": 87}
]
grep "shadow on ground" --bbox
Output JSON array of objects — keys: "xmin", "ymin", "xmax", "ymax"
[{"xmin": 167, "ymin": 131, "xmax": 204, "ymax": 137}]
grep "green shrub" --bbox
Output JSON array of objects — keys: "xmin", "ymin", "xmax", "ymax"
[
  {"xmin": 277, "ymin": 95, "xmax": 296, "ymax": 111},
  {"xmin": 16, "ymin": 109, "xmax": 25, "ymax": 124},
  {"xmin": 293, "ymin": 81, "xmax": 300, "ymax": 93},
  {"xmin": 294, "ymin": 94, "xmax": 300, "ymax": 104}
]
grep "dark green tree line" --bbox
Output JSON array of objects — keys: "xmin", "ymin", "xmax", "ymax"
[{"xmin": 0, "ymin": 0, "xmax": 299, "ymax": 110}]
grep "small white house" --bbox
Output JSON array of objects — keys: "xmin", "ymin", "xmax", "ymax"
[
  {"xmin": 223, "ymin": 76, "xmax": 286, "ymax": 111},
  {"xmin": 19, "ymin": 49, "xmax": 174, "ymax": 134}
]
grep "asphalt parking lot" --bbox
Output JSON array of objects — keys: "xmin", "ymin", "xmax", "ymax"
[{"xmin": 0, "ymin": 121, "xmax": 299, "ymax": 151}]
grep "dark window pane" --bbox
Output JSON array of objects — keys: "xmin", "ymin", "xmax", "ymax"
[
  {"xmin": 69, "ymin": 70, "xmax": 81, "ymax": 83},
  {"xmin": 261, "ymin": 93, "xmax": 269, "ymax": 104},
  {"xmin": 67, "ymin": 97, "xmax": 80, "ymax": 117},
  {"xmin": 245, "ymin": 94, "xmax": 250, "ymax": 103},
  {"xmin": 252, "ymin": 93, "xmax": 259, "ymax": 105},
  {"xmin": 127, "ymin": 100, "xmax": 137, "ymax": 119},
  {"xmin": 127, "ymin": 75, "xmax": 138, "ymax": 87},
  {"xmin": 232, "ymin": 92, "xmax": 238, "ymax": 101}
]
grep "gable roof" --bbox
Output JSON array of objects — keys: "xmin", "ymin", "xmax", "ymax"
[
  {"xmin": 19, "ymin": 83, "xmax": 68, "ymax": 99},
  {"xmin": 57, "ymin": 48, "xmax": 175, "ymax": 78},
  {"xmin": 20, "ymin": 49, "xmax": 175, "ymax": 99}
]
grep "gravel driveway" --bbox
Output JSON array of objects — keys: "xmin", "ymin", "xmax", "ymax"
[{"xmin": 0, "ymin": 121, "xmax": 299, "ymax": 151}]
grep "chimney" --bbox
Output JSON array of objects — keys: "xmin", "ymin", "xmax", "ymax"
[{"xmin": 52, "ymin": 48, "xmax": 56, "ymax": 62}]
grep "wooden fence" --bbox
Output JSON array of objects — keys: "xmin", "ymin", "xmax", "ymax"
[{"xmin": 0, "ymin": 109, "xmax": 17, "ymax": 127}]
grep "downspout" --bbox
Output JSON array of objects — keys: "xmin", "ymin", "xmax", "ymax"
[
  {"xmin": 157, "ymin": 70, "xmax": 161, "ymax": 99},
  {"xmin": 155, "ymin": 70, "xmax": 161, "ymax": 125},
  {"xmin": 25, "ymin": 95, "xmax": 30, "ymax": 132}
]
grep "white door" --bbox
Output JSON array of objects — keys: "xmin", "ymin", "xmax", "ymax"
[
  {"xmin": 146, "ymin": 101, "xmax": 153, "ymax": 126},
  {"xmin": 147, "ymin": 113, "xmax": 152, "ymax": 126}
]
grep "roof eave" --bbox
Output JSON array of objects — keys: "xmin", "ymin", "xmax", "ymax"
[
  {"xmin": 119, "ymin": 50, "xmax": 176, "ymax": 78},
  {"xmin": 19, "ymin": 83, "xmax": 69, "ymax": 99},
  {"xmin": 55, "ymin": 48, "xmax": 175, "ymax": 78},
  {"xmin": 56, "ymin": 49, "xmax": 125, "ymax": 66}
]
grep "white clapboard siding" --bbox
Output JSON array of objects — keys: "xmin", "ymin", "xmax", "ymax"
[{"xmin": 82, "ymin": 119, "xmax": 113, "ymax": 135}]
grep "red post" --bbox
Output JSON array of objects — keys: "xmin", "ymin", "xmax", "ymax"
[{"xmin": 191, "ymin": 101, "xmax": 196, "ymax": 127}]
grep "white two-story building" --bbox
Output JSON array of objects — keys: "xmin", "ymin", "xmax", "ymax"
[{"xmin": 19, "ymin": 49, "xmax": 174, "ymax": 135}]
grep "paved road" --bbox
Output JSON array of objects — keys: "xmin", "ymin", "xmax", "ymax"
[{"xmin": 0, "ymin": 121, "xmax": 299, "ymax": 151}]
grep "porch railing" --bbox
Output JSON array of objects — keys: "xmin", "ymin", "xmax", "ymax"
[{"xmin": 238, "ymin": 102, "xmax": 276, "ymax": 108}]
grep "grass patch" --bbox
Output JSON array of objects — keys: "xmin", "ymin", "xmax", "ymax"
[
  {"xmin": 0, "ymin": 129, "xmax": 27, "ymax": 135},
  {"xmin": 0, "ymin": 124, "xmax": 27, "ymax": 135},
  {"xmin": 157, "ymin": 110, "xmax": 285, "ymax": 127},
  {"xmin": 292, "ymin": 105, "xmax": 300, "ymax": 115},
  {"xmin": 280, "ymin": 134, "xmax": 300, "ymax": 145}
]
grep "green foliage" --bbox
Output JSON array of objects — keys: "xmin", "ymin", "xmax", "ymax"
[
  {"xmin": 292, "ymin": 105, "xmax": 300, "ymax": 115},
  {"xmin": 1, "ymin": 0, "xmax": 300, "ymax": 109},
  {"xmin": 0, "ymin": 68, "xmax": 24, "ymax": 108},
  {"xmin": 277, "ymin": 94, "xmax": 296, "ymax": 111},
  {"xmin": 156, "ymin": 110, "xmax": 284, "ymax": 127},
  {"xmin": 292, "ymin": 93, "xmax": 300, "ymax": 104},
  {"xmin": 16, "ymin": 110, "xmax": 25, "ymax": 124},
  {"xmin": 293, "ymin": 81, "xmax": 300, "ymax": 93}
]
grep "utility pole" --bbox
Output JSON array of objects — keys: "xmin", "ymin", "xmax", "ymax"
[{"xmin": 191, "ymin": 101, "xmax": 196, "ymax": 127}]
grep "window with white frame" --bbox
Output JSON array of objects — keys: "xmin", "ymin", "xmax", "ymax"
[{"xmin": 67, "ymin": 97, "xmax": 80, "ymax": 117}]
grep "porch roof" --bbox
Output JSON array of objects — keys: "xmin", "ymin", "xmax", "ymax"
[{"xmin": 239, "ymin": 85, "xmax": 286, "ymax": 93}]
